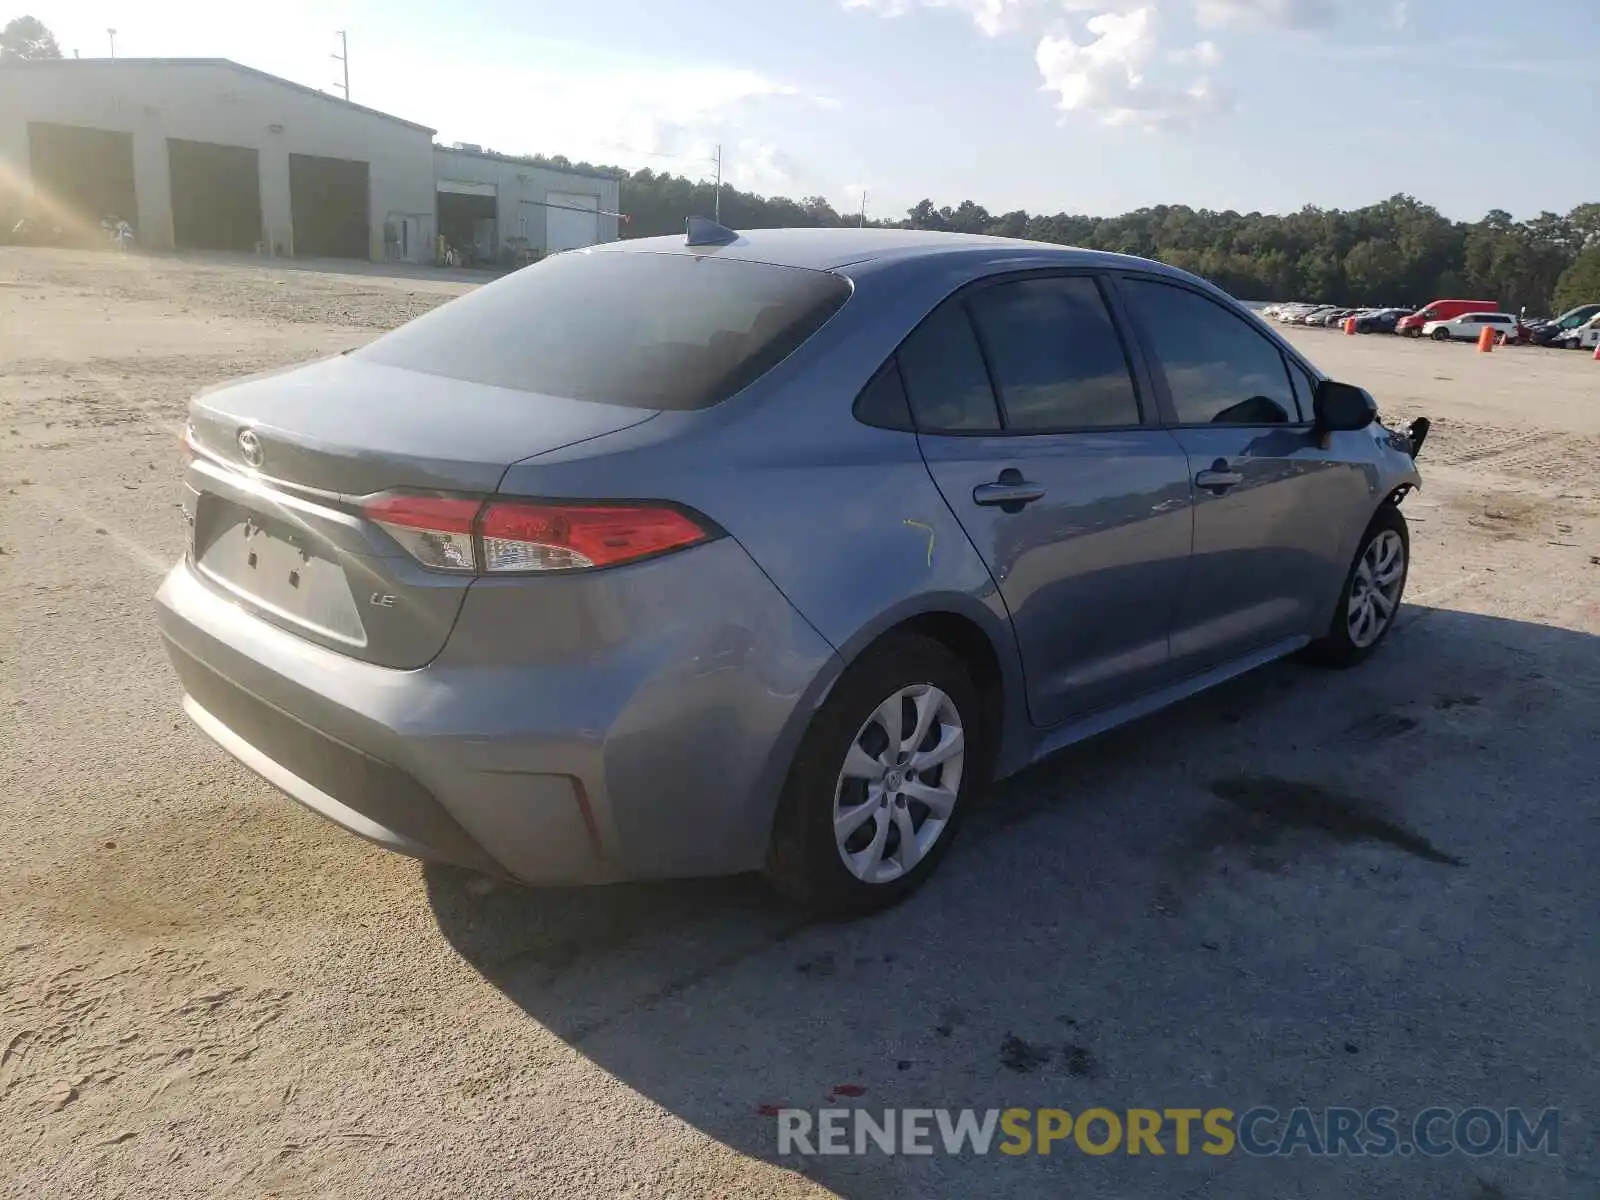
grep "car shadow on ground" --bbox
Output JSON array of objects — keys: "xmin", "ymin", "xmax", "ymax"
[{"xmin": 424, "ymin": 605, "xmax": 1597, "ymax": 1198}]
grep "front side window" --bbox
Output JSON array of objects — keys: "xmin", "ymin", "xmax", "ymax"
[
  {"xmin": 964, "ymin": 276, "xmax": 1141, "ymax": 430},
  {"xmin": 1119, "ymin": 277, "xmax": 1297, "ymax": 426},
  {"xmin": 1285, "ymin": 357, "xmax": 1317, "ymax": 423}
]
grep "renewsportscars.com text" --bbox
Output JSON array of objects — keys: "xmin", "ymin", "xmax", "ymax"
[{"xmin": 776, "ymin": 1106, "xmax": 1560, "ymax": 1158}]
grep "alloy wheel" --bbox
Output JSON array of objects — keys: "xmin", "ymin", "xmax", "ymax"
[
  {"xmin": 832, "ymin": 684, "xmax": 965, "ymax": 884},
  {"xmin": 1347, "ymin": 529, "xmax": 1406, "ymax": 648}
]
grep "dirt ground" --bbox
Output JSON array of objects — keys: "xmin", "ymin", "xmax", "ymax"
[{"xmin": 1, "ymin": 248, "xmax": 1597, "ymax": 1199}]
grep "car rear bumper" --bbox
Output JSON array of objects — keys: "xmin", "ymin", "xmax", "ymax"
[{"xmin": 155, "ymin": 540, "xmax": 841, "ymax": 885}]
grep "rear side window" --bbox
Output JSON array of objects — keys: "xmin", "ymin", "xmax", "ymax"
[
  {"xmin": 898, "ymin": 300, "xmax": 1001, "ymax": 432},
  {"xmin": 853, "ymin": 359, "xmax": 914, "ymax": 430},
  {"xmin": 965, "ymin": 276, "xmax": 1140, "ymax": 430},
  {"xmin": 1119, "ymin": 278, "xmax": 1297, "ymax": 426},
  {"xmin": 357, "ymin": 250, "xmax": 850, "ymax": 410}
]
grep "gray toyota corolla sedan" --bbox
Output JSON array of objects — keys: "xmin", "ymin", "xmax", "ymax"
[{"xmin": 156, "ymin": 222, "xmax": 1428, "ymax": 916}]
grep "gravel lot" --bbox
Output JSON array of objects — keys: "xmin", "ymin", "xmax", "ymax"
[{"xmin": 2, "ymin": 248, "xmax": 1596, "ymax": 1199}]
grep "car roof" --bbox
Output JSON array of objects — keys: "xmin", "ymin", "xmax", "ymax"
[{"xmin": 584, "ymin": 226, "xmax": 1176, "ymax": 275}]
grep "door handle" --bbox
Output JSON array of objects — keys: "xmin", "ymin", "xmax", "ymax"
[
  {"xmin": 973, "ymin": 470, "xmax": 1045, "ymax": 509},
  {"xmin": 1195, "ymin": 459, "xmax": 1244, "ymax": 493}
]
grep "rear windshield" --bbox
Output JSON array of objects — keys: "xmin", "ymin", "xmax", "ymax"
[{"xmin": 358, "ymin": 250, "xmax": 851, "ymax": 410}]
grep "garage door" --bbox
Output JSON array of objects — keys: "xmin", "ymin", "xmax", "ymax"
[
  {"xmin": 546, "ymin": 192, "xmax": 599, "ymax": 252},
  {"xmin": 169, "ymin": 139, "xmax": 262, "ymax": 251},
  {"xmin": 27, "ymin": 122, "xmax": 136, "ymax": 239},
  {"xmin": 289, "ymin": 153, "xmax": 370, "ymax": 260}
]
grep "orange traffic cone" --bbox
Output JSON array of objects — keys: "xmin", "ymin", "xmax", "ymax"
[
  {"xmin": 1592, "ymin": 342, "xmax": 1600, "ymax": 361},
  {"xmin": 1477, "ymin": 325, "xmax": 1494, "ymax": 353},
  {"xmin": 1344, "ymin": 317, "xmax": 1357, "ymax": 335}
]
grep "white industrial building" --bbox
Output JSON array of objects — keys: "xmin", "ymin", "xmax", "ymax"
[
  {"xmin": 434, "ymin": 146, "xmax": 618, "ymax": 266},
  {"xmin": 0, "ymin": 58, "xmax": 621, "ymax": 264}
]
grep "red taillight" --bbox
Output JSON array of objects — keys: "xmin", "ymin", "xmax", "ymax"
[
  {"xmin": 364, "ymin": 494, "xmax": 483, "ymax": 572},
  {"xmin": 361, "ymin": 495, "xmax": 711, "ymax": 574},
  {"xmin": 479, "ymin": 501, "xmax": 709, "ymax": 572}
]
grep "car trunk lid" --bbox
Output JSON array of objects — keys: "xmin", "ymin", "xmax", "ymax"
[{"xmin": 183, "ymin": 355, "xmax": 656, "ymax": 668}]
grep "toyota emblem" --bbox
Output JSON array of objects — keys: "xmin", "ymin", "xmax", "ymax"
[{"xmin": 237, "ymin": 428, "xmax": 263, "ymax": 469}]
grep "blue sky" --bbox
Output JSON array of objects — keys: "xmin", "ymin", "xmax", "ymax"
[{"xmin": 28, "ymin": 0, "xmax": 1600, "ymax": 222}]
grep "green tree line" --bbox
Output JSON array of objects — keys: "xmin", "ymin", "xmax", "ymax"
[{"xmin": 527, "ymin": 153, "xmax": 1600, "ymax": 316}]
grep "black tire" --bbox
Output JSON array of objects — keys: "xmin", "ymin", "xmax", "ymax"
[
  {"xmin": 1303, "ymin": 505, "xmax": 1410, "ymax": 668},
  {"xmin": 765, "ymin": 632, "xmax": 984, "ymax": 918},
  {"xmin": 1431, "ymin": 326, "xmax": 1452, "ymax": 341}
]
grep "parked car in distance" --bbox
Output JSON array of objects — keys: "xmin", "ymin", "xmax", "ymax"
[
  {"xmin": 1396, "ymin": 298, "xmax": 1499, "ymax": 337},
  {"xmin": 1422, "ymin": 311, "xmax": 1519, "ymax": 342},
  {"xmin": 155, "ymin": 223, "xmax": 1429, "ymax": 916},
  {"xmin": 1290, "ymin": 306, "xmax": 1337, "ymax": 325},
  {"xmin": 1356, "ymin": 308, "xmax": 1407, "ymax": 334},
  {"xmin": 1528, "ymin": 303, "xmax": 1600, "ymax": 346},
  {"xmin": 1281, "ymin": 304, "xmax": 1326, "ymax": 324},
  {"xmin": 1559, "ymin": 312, "xmax": 1600, "ymax": 350}
]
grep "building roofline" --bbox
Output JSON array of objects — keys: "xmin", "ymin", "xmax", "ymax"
[
  {"xmin": 433, "ymin": 144, "xmax": 622, "ymax": 184},
  {"xmin": 0, "ymin": 57, "xmax": 437, "ymax": 134}
]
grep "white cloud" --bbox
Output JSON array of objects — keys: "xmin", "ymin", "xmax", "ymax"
[
  {"xmin": 1036, "ymin": 8, "xmax": 1226, "ymax": 130},
  {"xmin": 416, "ymin": 60, "xmax": 821, "ymax": 183},
  {"xmin": 838, "ymin": 0, "xmax": 1049, "ymax": 37},
  {"xmin": 1168, "ymin": 38, "xmax": 1221, "ymax": 66},
  {"xmin": 724, "ymin": 139, "xmax": 804, "ymax": 192},
  {"xmin": 1193, "ymin": 0, "xmax": 1339, "ymax": 30},
  {"xmin": 841, "ymin": 0, "xmax": 1159, "ymax": 37},
  {"xmin": 838, "ymin": 0, "xmax": 1282, "ymax": 132}
]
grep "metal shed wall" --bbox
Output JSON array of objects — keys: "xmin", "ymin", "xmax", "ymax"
[
  {"xmin": 432, "ymin": 147, "xmax": 621, "ymax": 258},
  {"xmin": 0, "ymin": 60, "xmax": 436, "ymax": 260}
]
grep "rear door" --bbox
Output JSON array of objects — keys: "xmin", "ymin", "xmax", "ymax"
[
  {"xmin": 1111, "ymin": 273, "xmax": 1374, "ymax": 677},
  {"xmin": 905, "ymin": 273, "xmax": 1193, "ymax": 727}
]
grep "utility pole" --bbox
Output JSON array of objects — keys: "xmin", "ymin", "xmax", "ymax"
[
  {"xmin": 107, "ymin": 28, "xmax": 116, "ymax": 57},
  {"xmin": 332, "ymin": 30, "xmax": 349, "ymax": 101},
  {"xmin": 860, "ymin": 189, "xmax": 867, "ymax": 228},
  {"xmin": 713, "ymin": 144, "xmax": 723, "ymax": 223}
]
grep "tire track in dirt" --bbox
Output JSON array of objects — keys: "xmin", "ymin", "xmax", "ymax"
[{"xmin": 1388, "ymin": 412, "xmax": 1600, "ymax": 496}]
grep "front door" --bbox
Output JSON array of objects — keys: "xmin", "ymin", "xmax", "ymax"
[
  {"xmin": 1113, "ymin": 275, "xmax": 1374, "ymax": 676},
  {"xmin": 901, "ymin": 274, "xmax": 1194, "ymax": 727}
]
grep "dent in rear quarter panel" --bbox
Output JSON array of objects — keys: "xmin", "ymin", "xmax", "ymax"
[{"xmin": 431, "ymin": 537, "xmax": 840, "ymax": 877}]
